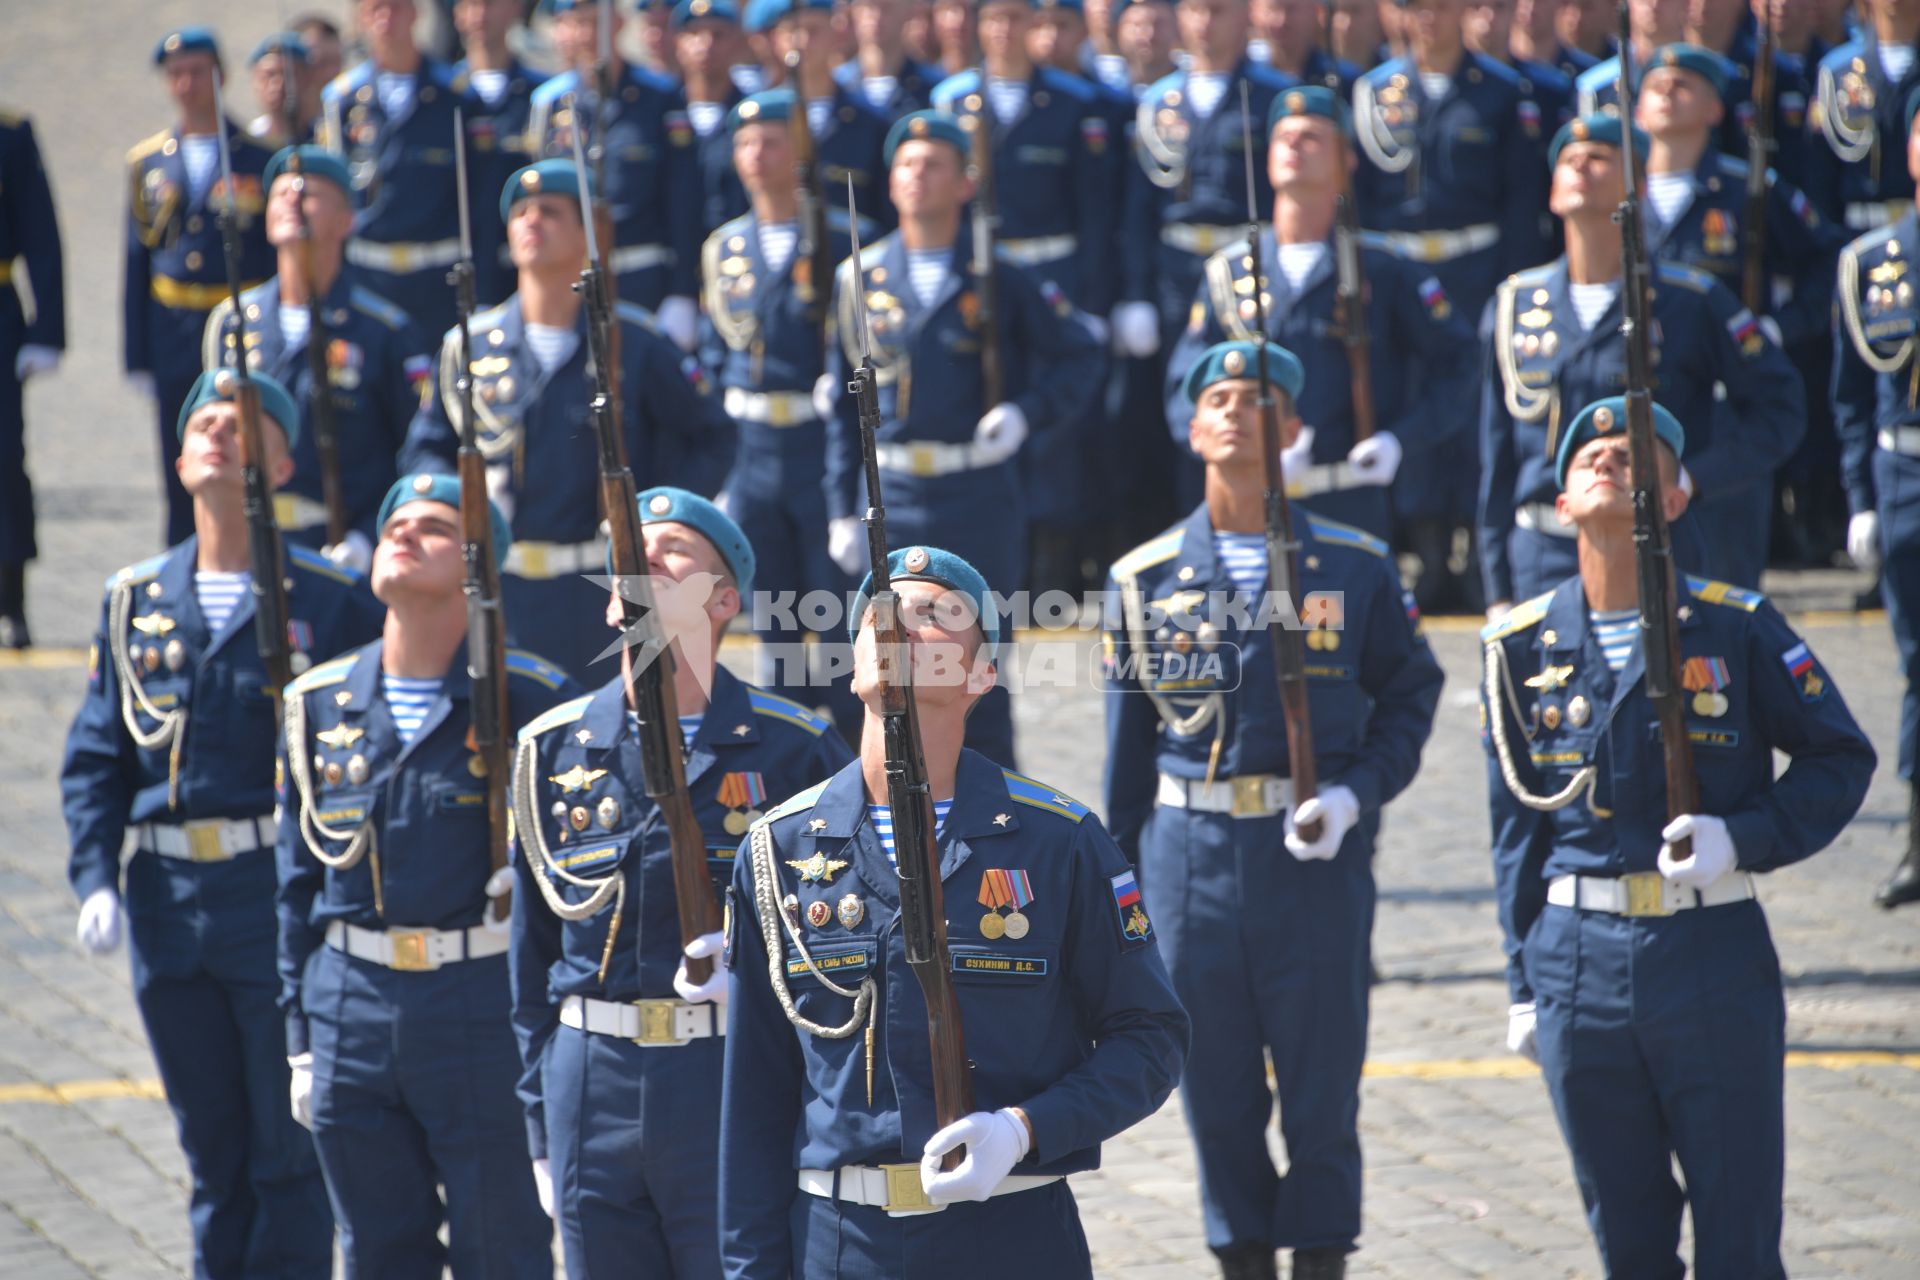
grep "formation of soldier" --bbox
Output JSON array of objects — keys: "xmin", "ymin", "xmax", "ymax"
[{"xmin": 4, "ymin": 0, "xmax": 1913, "ymax": 1277}]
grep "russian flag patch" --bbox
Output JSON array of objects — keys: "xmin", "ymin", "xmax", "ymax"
[
  {"xmin": 1781, "ymin": 642, "xmax": 1813, "ymax": 678},
  {"xmin": 1110, "ymin": 869, "xmax": 1153, "ymax": 945}
]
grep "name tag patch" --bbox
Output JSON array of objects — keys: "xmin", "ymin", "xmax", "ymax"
[
  {"xmin": 786, "ymin": 947, "xmax": 870, "ymax": 979},
  {"xmin": 953, "ymin": 953, "xmax": 1048, "ymax": 977}
]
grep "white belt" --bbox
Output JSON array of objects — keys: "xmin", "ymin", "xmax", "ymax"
[
  {"xmin": 998, "ymin": 234, "xmax": 1077, "ymax": 266},
  {"xmin": 1378, "ymin": 223, "xmax": 1499, "ymax": 263},
  {"xmin": 346, "ymin": 237, "xmax": 463, "ymax": 273},
  {"xmin": 1160, "ymin": 222, "xmax": 1241, "ymax": 256},
  {"xmin": 874, "ymin": 440, "xmax": 1002, "ymax": 477},
  {"xmin": 797, "ymin": 1165, "xmax": 1061, "ymax": 1217},
  {"xmin": 609, "ymin": 243, "xmax": 675, "ymax": 273},
  {"xmin": 1515, "ymin": 501, "xmax": 1576, "ymax": 539},
  {"xmin": 1879, "ymin": 427, "xmax": 1920, "ymax": 457},
  {"xmin": 725, "ymin": 387, "xmax": 819, "ymax": 427},
  {"xmin": 1291, "ymin": 461, "xmax": 1360, "ymax": 498},
  {"xmin": 1156, "ymin": 771, "xmax": 1293, "ymax": 819},
  {"xmin": 138, "ymin": 816, "xmax": 275, "ymax": 862},
  {"xmin": 325, "ymin": 919, "xmax": 509, "ymax": 971},
  {"xmin": 504, "ymin": 537, "xmax": 607, "ymax": 579},
  {"xmin": 273, "ymin": 492, "xmax": 331, "ymax": 532},
  {"xmin": 559, "ymin": 993, "xmax": 724, "ymax": 1045},
  {"xmin": 1846, "ymin": 200, "xmax": 1909, "ymax": 230},
  {"xmin": 1546, "ymin": 871, "xmax": 1756, "ymax": 919}
]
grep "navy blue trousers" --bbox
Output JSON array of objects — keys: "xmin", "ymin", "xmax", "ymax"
[
  {"xmin": 790, "ymin": 1179, "xmax": 1091, "ymax": 1278},
  {"xmin": 1873, "ymin": 448, "xmax": 1920, "ymax": 780},
  {"xmin": 0, "ymin": 295, "xmax": 36, "ymax": 566}
]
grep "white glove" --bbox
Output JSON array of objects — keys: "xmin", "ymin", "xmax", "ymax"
[
  {"xmin": 322, "ymin": 530, "xmax": 373, "ymax": 574},
  {"xmin": 15, "ymin": 344, "xmax": 59, "ymax": 380},
  {"xmin": 483, "ymin": 866, "xmax": 514, "ymax": 934},
  {"xmin": 1284, "ymin": 783, "xmax": 1360, "ymax": 861},
  {"xmin": 531, "ymin": 1157, "xmax": 554, "ymax": 1218},
  {"xmin": 1849, "ymin": 511, "xmax": 1882, "ymax": 574},
  {"xmin": 1678, "ymin": 465, "xmax": 1696, "ymax": 499},
  {"xmin": 288, "ymin": 1053, "xmax": 314, "ymax": 1129},
  {"xmin": 920, "ymin": 1108, "xmax": 1030, "ymax": 1205},
  {"xmin": 76, "ymin": 888, "xmax": 123, "ymax": 955},
  {"xmin": 1757, "ymin": 314, "xmax": 1784, "ymax": 348},
  {"xmin": 1346, "ymin": 430, "xmax": 1403, "ymax": 487},
  {"xmin": 672, "ymin": 931, "xmax": 729, "ymax": 1005},
  {"xmin": 828, "ymin": 516, "xmax": 864, "ymax": 575},
  {"xmin": 812, "ymin": 371, "xmax": 839, "ymax": 421},
  {"xmin": 1485, "ymin": 601, "xmax": 1512, "ymax": 624},
  {"xmin": 1280, "ymin": 424, "xmax": 1317, "ymax": 485},
  {"xmin": 1111, "ymin": 301, "xmax": 1161, "ymax": 358},
  {"xmin": 1657, "ymin": 813, "xmax": 1738, "ymax": 888},
  {"xmin": 656, "ymin": 295, "xmax": 699, "ymax": 351},
  {"xmin": 1506, "ymin": 1002, "xmax": 1538, "ymax": 1063},
  {"xmin": 972, "ymin": 402, "xmax": 1029, "ymax": 466},
  {"xmin": 125, "ymin": 371, "xmax": 157, "ymax": 400}
]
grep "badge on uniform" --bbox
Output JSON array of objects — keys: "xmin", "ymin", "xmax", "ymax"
[
  {"xmin": 1525, "ymin": 663, "xmax": 1574, "ymax": 693},
  {"xmin": 1109, "ymin": 869, "xmax": 1152, "ymax": 945},
  {"xmin": 1781, "ymin": 643, "xmax": 1826, "ymax": 702},
  {"xmin": 788, "ymin": 852, "xmax": 849, "ymax": 884},
  {"xmin": 326, "ymin": 338, "xmax": 364, "ymax": 390},
  {"xmin": 1702, "ymin": 208, "xmax": 1737, "ymax": 257},
  {"xmin": 1682, "ymin": 656, "xmax": 1732, "ymax": 717},
  {"xmin": 806, "ymin": 899, "xmax": 832, "ymax": 928},
  {"xmin": 977, "ymin": 867, "xmax": 1034, "ymax": 940},
  {"xmin": 837, "ymin": 894, "xmax": 864, "ymax": 929},
  {"xmin": 719, "ymin": 771, "xmax": 768, "ymax": 835},
  {"xmin": 549, "ymin": 765, "xmax": 608, "ymax": 793}
]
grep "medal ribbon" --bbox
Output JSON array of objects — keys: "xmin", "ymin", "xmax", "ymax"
[
  {"xmin": 718, "ymin": 772, "xmax": 750, "ymax": 809},
  {"xmin": 742, "ymin": 772, "xmax": 766, "ymax": 808},
  {"xmin": 1007, "ymin": 869, "xmax": 1034, "ymax": 911},
  {"xmin": 977, "ymin": 867, "xmax": 1014, "ymax": 911}
]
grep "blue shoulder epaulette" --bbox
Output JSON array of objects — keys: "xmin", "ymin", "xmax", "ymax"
[
  {"xmin": 506, "ymin": 650, "xmax": 569, "ymax": 691},
  {"xmin": 759, "ymin": 777, "xmax": 831, "ymax": 827},
  {"xmin": 1306, "ymin": 514, "xmax": 1390, "ymax": 559},
  {"xmin": 289, "ymin": 544, "xmax": 362, "ymax": 586},
  {"xmin": 1109, "ymin": 529, "xmax": 1182, "ymax": 582},
  {"xmin": 1002, "ymin": 771, "xmax": 1090, "ymax": 824},
  {"xmin": 286, "ymin": 653, "xmax": 356, "ymax": 698},
  {"xmin": 1685, "ymin": 576, "xmax": 1764, "ymax": 613},
  {"xmin": 1144, "ymin": 70, "xmax": 1183, "ymax": 105},
  {"xmin": 930, "ymin": 69, "xmax": 981, "ymax": 108},
  {"xmin": 350, "ymin": 286, "xmax": 409, "ymax": 331},
  {"xmin": 518, "ymin": 694, "xmax": 592, "ymax": 743},
  {"xmin": 1036, "ymin": 66, "xmax": 1095, "ymax": 101},
  {"xmin": 530, "ymin": 71, "xmax": 578, "ymax": 106},
  {"xmin": 109, "ymin": 551, "xmax": 171, "ymax": 589},
  {"xmin": 747, "ymin": 688, "xmax": 831, "ymax": 736},
  {"xmin": 324, "ymin": 64, "xmax": 371, "ymax": 104},
  {"xmin": 127, "ymin": 129, "xmax": 171, "ymax": 164},
  {"xmin": 1481, "ymin": 591, "xmax": 1555, "ymax": 642},
  {"xmin": 1655, "ymin": 261, "xmax": 1716, "ymax": 294}
]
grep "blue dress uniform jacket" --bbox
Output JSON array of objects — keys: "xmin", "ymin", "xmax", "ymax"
[
  {"xmin": 834, "ymin": 55, "xmax": 944, "ymax": 118},
  {"xmin": 509, "ymin": 668, "xmax": 850, "ymax": 1278},
  {"xmin": 1804, "ymin": 33, "xmax": 1920, "ymax": 233},
  {"xmin": 527, "ymin": 66, "xmax": 701, "ymax": 307},
  {"xmin": 0, "ymin": 112, "xmax": 62, "ymax": 568},
  {"xmin": 1477, "ymin": 259, "xmax": 1805, "ymax": 603},
  {"xmin": 319, "ymin": 60, "xmax": 469, "ymax": 340},
  {"xmin": 801, "ymin": 85, "xmax": 898, "ymax": 235},
  {"xmin": 456, "ymin": 59, "xmax": 551, "ymax": 305},
  {"xmin": 204, "ymin": 271, "xmax": 431, "ymax": 548},
  {"xmin": 276, "ymin": 639, "xmax": 574, "ymax": 1279},
  {"xmin": 691, "ymin": 88, "xmax": 750, "ymax": 238},
  {"xmin": 124, "ymin": 120, "xmax": 276, "ymax": 545},
  {"xmin": 401, "ymin": 294, "xmax": 737, "ymax": 681},
  {"xmin": 720, "ymin": 751, "xmax": 1190, "ymax": 1279},
  {"xmin": 60, "ymin": 539, "xmax": 381, "ymax": 1280},
  {"xmin": 1481, "ymin": 577, "xmax": 1873, "ymax": 1278},
  {"xmin": 1719, "ymin": 36, "xmax": 1817, "ymax": 191},
  {"xmin": 1165, "ymin": 228, "xmax": 1479, "ymax": 540}
]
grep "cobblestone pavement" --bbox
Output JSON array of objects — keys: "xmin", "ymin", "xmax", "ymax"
[{"xmin": 3, "ymin": 4, "xmax": 1917, "ymax": 1277}]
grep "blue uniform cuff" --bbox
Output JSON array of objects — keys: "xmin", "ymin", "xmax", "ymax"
[{"xmin": 285, "ymin": 1012, "xmax": 310, "ymax": 1058}]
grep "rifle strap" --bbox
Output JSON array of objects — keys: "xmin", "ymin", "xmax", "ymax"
[
  {"xmin": 1482, "ymin": 640, "xmax": 1602, "ymax": 813},
  {"xmin": 510, "ymin": 736, "xmax": 624, "ymax": 921},
  {"xmin": 748, "ymin": 820, "xmax": 874, "ymax": 1039},
  {"xmin": 109, "ymin": 580, "xmax": 188, "ymax": 810}
]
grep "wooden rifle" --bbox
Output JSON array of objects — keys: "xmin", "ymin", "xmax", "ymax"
[
  {"xmin": 786, "ymin": 51, "xmax": 833, "ymax": 337},
  {"xmin": 1741, "ymin": 8, "xmax": 1776, "ymax": 316},
  {"xmin": 962, "ymin": 100, "xmax": 1004, "ymax": 408}
]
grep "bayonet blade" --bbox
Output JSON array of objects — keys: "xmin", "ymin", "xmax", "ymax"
[
  {"xmin": 568, "ymin": 95, "xmax": 602, "ymax": 267},
  {"xmin": 845, "ymin": 174, "xmax": 872, "ymax": 363},
  {"xmin": 454, "ymin": 107, "xmax": 473, "ymax": 262}
]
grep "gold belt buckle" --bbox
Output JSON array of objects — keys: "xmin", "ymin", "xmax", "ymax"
[
  {"xmin": 390, "ymin": 243, "xmax": 416, "ymax": 272},
  {"xmin": 1230, "ymin": 775, "xmax": 1270, "ymax": 818},
  {"xmin": 517, "ymin": 543, "xmax": 550, "ymax": 578},
  {"xmin": 1620, "ymin": 872, "xmax": 1673, "ymax": 919},
  {"xmin": 388, "ymin": 929, "xmax": 434, "ymax": 971},
  {"xmin": 1422, "ymin": 231, "xmax": 1446, "ymax": 261},
  {"xmin": 907, "ymin": 443, "xmax": 939, "ymax": 476},
  {"xmin": 632, "ymin": 998, "xmax": 682, "ymax": 1045},
  {"xmin": 185, "ymin": 823, "xmax": 227, "ymax": 862},
  {"xmin": 880, "ymin": 1163, "xmax": 939, "ymax": 1213}
]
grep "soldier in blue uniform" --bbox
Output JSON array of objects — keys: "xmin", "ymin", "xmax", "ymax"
[
  {"xmin": 840, "ymin": 0, "xmax": 947, "ymax": 116},
  {"xmin": 820, "ymin": 110, "xmax": 1106, "ymax": 768},
  {"xmin": 318, "ymin": 0, "xmax": 470, "ymax": 342},
  {"xmin": 676, "ymin": 0, "xmax": 754, "ymax": 237},
  {"xmin": 61, "ymin": 370, "xmax": 384, "ymax": 1280},
  {"xmin": 403, "ymin": 158, "xmax": 736, "ymax": 682},
  {"xmin": 1801, "ymin": 1, "xmax": 1920, "ymax": 231},
  {"xmin": 1251, "ymin": 0, "xmax": 1362, "ymax": 90},
  {"xmin": 764, "ymin": 0, "xmax": 899, "ymax": 235},
  {"xmin": 529, "ymin": 0, "xmax": 702, "ymax": 347},
  {"xmin": 277, "ymin": 473, "xmax": 572, "ymax": 1279},
  {"xmin": 0, "ymin": 110, "xmax": 62, "ymax": 648},
  {"xmin": 204, "ymin": 146, "xmax": 432, "ymax": 568},
  {"xmin": 1482, "ymin": 396, "xmax": 1875, "ymax": 1280},
  {"xmin": 1167, "ymin": 87, "xmax": 1478, "ymax": 543},
  {"xmin": 126, "ymin": 27, "xmax": 277, "ymax": 547},
  {"xmin": 511, "ymin": 487, "xmax": 851, "ymax": 1278},
  {"xmin": 246, "ymin": 33, "xmax": 318, "ymax": 145},
  {"xmin": 1106, "ymin": 342, "xmax": 1443, "ymax": 1280},
  {"xmin": 453, "ymin": 0, "xmax": 551, "ymax": 305},
  {"xmin": 1479, "ymin": 114, "xmax": 1804, "ymax": 612},
  {"xmin": 1570, "ymin": 0, "xmax": 1688, "ymax": 119},
  {"xmin": 1691, "ymin": 0, "xmax": 1817, "ymax": 187},
  {"xmin": 721, "ymin": 545, "xmax": 1189, "ymax": 1280},
  {"xmin": 1506, "ymin": 0, "xmax": 1600, "ymax": 83}
]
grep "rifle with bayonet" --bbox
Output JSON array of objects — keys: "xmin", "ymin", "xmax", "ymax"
[
  {"xmin": 1741, "ymin": 7, "xmax": 1776, "ymax": 315},
  {"xmin": 843, "ymin": 174, "xmax": 974, "ymax": 1166},
  {"xmin": 1613, "ymin": 5, "xmax": 1697, "ymax": 854},
  {"xmin": 962, "ymin": 103, "xmax": 1004, "ymax": 409},
  {"xmin": 786, "ymin": 51, "xmax": 833, "ymax": 335},
  {"xmin": 214, "ymin": 73, "xmax": 295, "ymax": 716},
  {"xmin": 451, "ymin": 109, "xmax": 513, "ymax": 920},
  {"xmin": 1240, "ymin": 82, "xmax": 1322, "ymax": 841},
  {"xmin": 569, "ymin": 122, "xmax": 722, "ymax": 981},
  {"xmin": 1331, "ymin": 143, "xmax": 1375, "ymax": 446}
]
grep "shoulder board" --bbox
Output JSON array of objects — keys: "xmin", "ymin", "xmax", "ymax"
[
  {"xmin": 759, "ymin": 777, "xmax": 832, "ymax": 828},
  {"xmin": 1654, "ymin": 261, "xmax": 1714, "ymax": 293},
  {"xmin": 286, "ymin": 653, "xmax": 357, "ymax": 699},
  {"xmin": 517, "ymin": 693, "xmax": 592, "ymax": 743},
  {"xmin": 1844, "ymin": 221, "xmax": 1900, "ymax": 261},
  {"xmin": 1480, "ymin": 590, "xmax": 1554, "ymax": 642},
  {"xmin": 630, "ymin": 64, "xmax": 678, "ymax": 95},
  {"xmin": 1361, "ymin": 58, "xmax": 1412, "ymax": 87},
  {"xmin": 747, "ymin": 688, "xmax": 831, "ymax": 736},
  {"xmin": 931, "ymin": 70, "xmax": 981, "ymax": 105},
  {"xmin": 127, "ymin": 129, "xmax": 171, "ymax": 164},
  {"xmin": 325, "ymin": 66, "xmax": 368, "ymax": 103},
  {"xmin": 1474, "ymin": 53, "xmax": 1523, "ymax": 89},
  {"xmin": 1002, "ymin": 771, "xmax": 1090, "ymax": 824},
  {"xmin": 713, "ymin": 214, "xmax": 751, "ymax": 243},
  {"xmin": 530, "ymin": 72, "xmax": 578, "ymax": 105},
  {"xmin": 1037, "ymin": 67, "xmax": 1095, "ymax": 101},
  {"xmin": 505, "ymin": 649, "xmax": 569, "ymax": 691},
  {"xmin": 1818, "ymin": 42, "xmax": 1863, "ymax": 75},
  {"xmin": 1507, "ymin": 263, "xmax": 1554, "ymax": 290},
  {"xmin": 108, "ymin": 551, "xmax": 170, "ymax": 589},
  {"xmin": 467, "ymin": 302, "xmax": 510, "ymax": 334},
  {"xmin": 1575, "ymin": 59, "xmax": 1617, "ymax": 92},
  {"xmin": 426, "ymin": 62, "xmax": 456, "ymax": 91},
  {"xmin": 349, "ymin": 287, "xmax": 409, "ymax": 331},
  {"xmin": 615, "ymin": 300, "xmax": 664, "ymax": 335},
  {"xmin": 289, "ymin": 544, "xmax": 362, "ymax": 586},
  {"xmin": 1306, "ymin": 515, "xmax": 1389, "ymax": 558},
  {"xmin": 1211, "ymin": 236, "xmax": 1254, "ymax": 265},
  {"xmin": 1715, "ymin": 153, "xmax": 1751, "ymax": 179},
  {"xmin": 1245, "ymin": 64, "xmax": 1295, "ymax": 93},
  {"xmin": 1517, "ymin": 59, "xmax": 1571, "ymax": 92},
  {"xmin": 1110, "ymin": 529, "xmax": 1182, "ymax": 582},
  {"xmin": 1685, "ymin": 576, "xmax": 1764, "ymax": 612},
  {"xmin": 1145, "ymin": 71, "xmax": 1183, "ymax": 105}
]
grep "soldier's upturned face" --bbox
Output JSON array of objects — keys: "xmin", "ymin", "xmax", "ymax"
[
  {"xmin": 1188, "ymin": 378, "xmax": 1303, "ymax": 472},
  {"xmin": 1271, "ymin": 116, "xmax": 1340, "ymax": 192},
  {"xmin": 733, "ymin": 122, "xmax": 794, "ymax": 193},
  {"xmin": 852, "ymin": 579, "xmax": 994, "ymax": 712},
  {"xmin": 1556, "ymin": 434, "xmax": 1686, "ymax": 528},
  {"xmin": 676, "ymin": 20, "xmax": 735, "ymax": 75},
  {"xmin": 163, "ymin": 52, "xmax": 219, "ymax": 115},
  {"xmin": 267, "ymin": 175, "xmax": 352, "ymax": 248},
  {"xmin": 1636, "ymin": 67, "xmax": 1722, "ymax": 137},
  {"xmin": 978, "ymin": 2, "xmax": 1032, "ymax": 60},
  {"xmin": 373, "ymin": 502, "xmax": 463, "ymax": 603},
  {"xmin": 1550, "ymin": 143, "xmax": 1625, "ymax": 217},
  {"xmin": 177, "ymin": 404, "xmax": 293, "ymax": 496},
  {"xmin": 890, "ymin": 141, "xmax": 970, "ymax": 219},
  {"xmin": 508, "ymin": 195, "xmax": 587, "ymax": 271}
]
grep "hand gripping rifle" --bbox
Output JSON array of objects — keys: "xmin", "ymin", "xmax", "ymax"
[
  {"xmin": 1614, "ymin": 6, "xmax": 1697, "ymax": 854},
  {"xmin": 570, "ymin": 122, "xmax": 722, "ymax": 982},
  {"xmin": 962, "ymin": 102, "xmax": 1004, "ymax": 409},
  {"xmin": 214, "ymin": 75, "xmax": 295, "ymax": 716},
  {"xmin": 1240, "ymin": 82, "xmax": 1322, "ymax": 840},
  {"xmin": 786, "ymin": 51, "xmax": 833, "ymax": 339},
  {"xmin": 451, "ymin": 110, "xmax": 513, "ymax": 920},
  {"xmin": 844, "ymin": 176, "xmax": 974, "ymax": 1168},
  {"xmin": 1741, "ymin": 7, "xmax": 1776, "ymax": 316}
]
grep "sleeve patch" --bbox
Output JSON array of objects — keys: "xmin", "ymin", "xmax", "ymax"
[{"xmin": 1110, "ymin": 869, "xmax": 1154, "ymax": 946}]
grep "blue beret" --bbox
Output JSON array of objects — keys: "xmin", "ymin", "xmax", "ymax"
[
  {"xmin": 744, "ymin": 0, "xmax": 831, "ymax": 33},
  {"xmin": 1182, "ymin": 340, "xmax": 1306, "ymax": 405},
  {"xmin": 673, "ymin": 0, "xmax": 740, "ymax": 27},
  {"xmin": 153, "ymin": 26, "xmax": 220, "ymax": 66},
  {"xmin": 1268, "ymin": 84, "xmax": 1351, "ymax": 138},
  {"xmin": 1548, "ymin": 112, "xmax": 1651, "ymax": 169},
  {"xmin": 1112, "ymin": 0, "xmax": 1174, "ymax": 11},
  {"xmin": 1033, "ymin": 0, "xmax": 1086, "ymax": 12},
  {"xmin": 1554, "ymin": 397, "xmax": 1686, "ymax": 490},
  {"xmin": 1645, "ymin": 44, "xmax": 1732, "ymax": 102},
  {"xmin": 728, "ymin": 89, "xmax": 795, "ymax": 134},
  {"xmin": 625, "ymin": 486, "xmax": 757, "ymax": 597},
  {"xmin": 851, "ymin": 545, "xmax": 1002, "ymax": 662},
  {"xmin": 176, "ymin": 368, "xmax": 301, "ymax": 448},
  {"xmin": 249, "ymin": 32, "xmax": 308, "ymax": 66},
  {"xmin": 376, "ymin": 473, "xmax": 513, "ymax": 570},
  {"xmin": 884, "ymin": 110, "xmax": 970, "ymax": 166},
  {"xmin": 500, "ymin": 159, "xmax": 592, "ymax": 223},
  {"xmin": 265, "ymin": 145, "xmax": 352, "ymax": 200}
]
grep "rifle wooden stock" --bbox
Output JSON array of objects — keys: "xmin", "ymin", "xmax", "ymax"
[
  {"xmin": 964, "ymin": 111, "xmax": 1004, "ymax": 409},
  {"xmin": 786, "ymin": 52, "xmax": 833, "ymax": 336},
  {"xmin": 1333, "ymin": 189, "xmax": 1375, "ymax": 445},
  {"xmin": 1742, "ymin": 14, "xmax": 1776, "ymax": 316}
]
